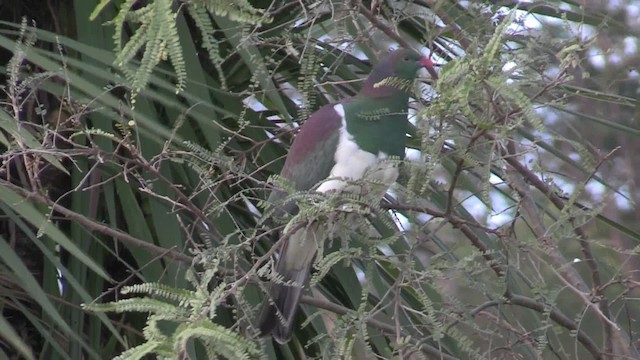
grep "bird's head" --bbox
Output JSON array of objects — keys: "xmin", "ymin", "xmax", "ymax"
[{"xmin": 361, "ymin": 49, "xmax": 438, "ymax": 97}]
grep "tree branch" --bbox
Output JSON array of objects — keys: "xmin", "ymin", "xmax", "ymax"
[
  {"xmin": 1, "ymin": 180, "xmax": 194, "ymax": 264},
  {"xmin": 358, "ymin": 2, "xmax": 411, "ymax": 49},
  {"xmin": 468, "ymin": 294, "xmax": 602, "ymax": 359},
  {"xmin": 300, "ymin": 295, "xmax": 459, "ymax": 360},
  {"xmin": 494, "ymin": 135, "xmax": 637, "ymax": 358}
]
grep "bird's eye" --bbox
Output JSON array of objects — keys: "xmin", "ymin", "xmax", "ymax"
[{"xmin": 403, "ymin": 56, "xmax": 409, "ymax": 61}]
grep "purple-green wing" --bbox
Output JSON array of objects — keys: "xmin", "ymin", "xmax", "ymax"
[
  {"xmin": 259, "ymin": 103, "xmax": 344, "ymax": 342},
  {"xmin": 268, "ymin": 103, "xmax": 344, "ymax": 214}
]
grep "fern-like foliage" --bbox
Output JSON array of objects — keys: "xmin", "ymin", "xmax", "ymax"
[
  {"xmin": 356, "ymin": 107, "xmax": 394, "ymax": 121},
  {"xmin": 297, "ymin": 45, "xmax": 319, "ymax": 123},
  {"xmin": 83, "ymin": 262, "xmax": 259, "ymax": 359},
  {"xmin": 110, "ymin": 0, "xmax": 185, "ymax": 99},
  {"xmin": 186, "ymin": 5, "xmax": 228, "ymax": 91},
  {"xmin": 426, "ymin": 13, "xmax": 540, "ymax": 130},
  {"xmin": 194, "ymin": 0, "xmax": 267, "ymax": 25},
  {"xmin": 101, "ymin": 0, "xmax": 271, "ymax": 99},
  {"xmin": 373, "ymin": 76, "xmax": 415, "ymax": 93}
]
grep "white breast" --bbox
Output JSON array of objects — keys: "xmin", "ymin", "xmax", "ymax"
[{"xmin": 316, "ymin": 104, "xmax": 400, "ymax": 195}]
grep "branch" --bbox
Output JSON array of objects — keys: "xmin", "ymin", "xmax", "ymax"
[
  {"xmin": 381, "ymin": 201, "xmax": 499, "ymax": 234},
  {"xmin": 1, "ymin": 180, "xmax": 193, "ymax": 264},
  {"xmin": 300, "ymin": 295, "xmax": 459, "ymax": 360},
  {"xmin": 468, "ymin": 294, "xmax": 602, "ymax": 359},
  {"xmin": 383, "ymin": 199, "xmax": 505, "ymax": 277},
  {"xmin": 494, "ymin": 135, "xmax": 637, "ymax": 358},
  {"xmin": 358, "ymin": 2, "xmax": 411, "ymax": 49},
  {"xmin": 417, "ymin": 0, "xmax": 472, "ymax": 50}
]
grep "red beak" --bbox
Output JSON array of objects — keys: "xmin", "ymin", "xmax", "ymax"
[{"xmin": 420, "ymin": 56, "xmax": 438, "ymax": 80}]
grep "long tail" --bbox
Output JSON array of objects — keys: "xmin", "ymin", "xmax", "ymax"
[{"xmin": 257, "ymin": 224, "xmax": 319, "ymax": 344}]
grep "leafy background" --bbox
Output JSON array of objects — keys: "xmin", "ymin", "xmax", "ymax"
[{"xmin": 1, "ymin": 0, "xmax": 639, "ymax": 359}]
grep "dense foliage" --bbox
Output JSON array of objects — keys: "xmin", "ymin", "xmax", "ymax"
[{"xmin": 1, "ymin": 0, "xmax": 639, "ymax": 359}]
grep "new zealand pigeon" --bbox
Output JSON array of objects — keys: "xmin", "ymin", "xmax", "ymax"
[{"xmin": 257, "ymin": 49, "xmax": 437, "ymax": 343}]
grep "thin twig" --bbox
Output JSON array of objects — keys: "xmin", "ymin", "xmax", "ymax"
[
  {"xmin": 1, "ymin": 180, "xmax": 194, "ymax": 264},
  {"xmin": 358, "ymin": 1, "xmax": 411, "ymax": 49},
  {"xmin": 300, "ymin": 295, "xmax": 459, "ymax": 360},
  {"xmin": 493, "ymin": 133, "xmax": 636, "ymax": 358},
  {"xmin": 382, "ymin": 199, "xmax": 505, "ymax": 277},
  {"xmin": 467, "ymin": 294, "xmax": 602, "ymax": 359}
]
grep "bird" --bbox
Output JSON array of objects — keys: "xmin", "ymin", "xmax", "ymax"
[{"xmin": 257, "ymin": 48, "xmax": 438, "ymax": 344}]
